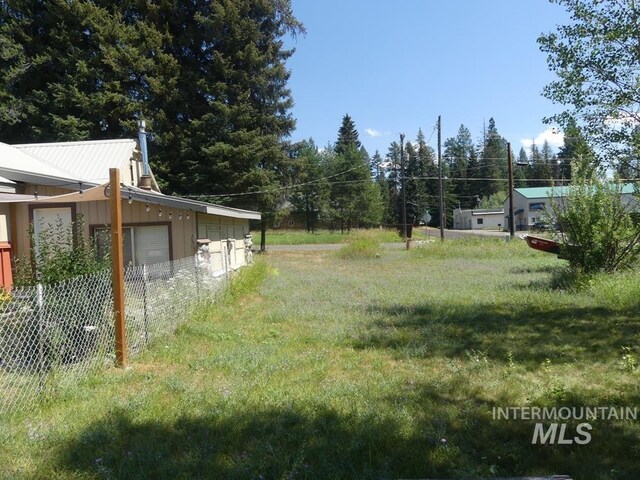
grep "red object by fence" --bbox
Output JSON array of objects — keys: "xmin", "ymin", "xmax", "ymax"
[{"xmin": 0, "ymin": 242, "xmax": 13, "ymax": 292}]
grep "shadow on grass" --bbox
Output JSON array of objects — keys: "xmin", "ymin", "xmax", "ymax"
[
  {"xmin": 49, "ymin": 394, "xmax": 640, "ymax": 480},
  {"xmin": 353, "ymin": 302, "xmax": 639, "ymax": 367}
]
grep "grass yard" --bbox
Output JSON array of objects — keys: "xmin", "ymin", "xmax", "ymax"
[
  {"xmin": 1, "ymin": 239, "xmax": 640, "ymax": 479},
  {"xmin": 258, "ymin": 228, "xmax": 402, "ymax": 245}
]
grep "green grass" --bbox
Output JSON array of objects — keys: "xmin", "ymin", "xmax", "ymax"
[
  {"xmin": 2, "ymin": 240, "xmax": 640, "ymax": 479},
  {"xmin": 259, "ymin": 228, "xmax": 402, "ymax": 245},
  {"xmin": 336, "ymin": 230, "xmax": 382, "ymax": 259}
]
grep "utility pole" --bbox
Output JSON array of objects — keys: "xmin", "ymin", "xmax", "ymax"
[
  {"xmin": 437, "ymin": 115, "xmax": 444, "ymax": 241},
  {"xmin": 507, "ymin": 142, "xmax": 515, "ymax": 238},
  {"xmin": 400, "ymin": 133, "xmax": 407, "ymax": 239},
  {"xmin": 110, "ymin": 168, "xmax": 127, "ymax": 367}
]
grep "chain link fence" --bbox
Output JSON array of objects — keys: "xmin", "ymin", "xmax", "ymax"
[{"xmin": 0, "ymin": 249, "xmax": 234, "ymax": 416}]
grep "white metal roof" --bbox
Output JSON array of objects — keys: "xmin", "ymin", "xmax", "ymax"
[
  {"xmin": 0, "ymin": 142, "xmax": 80, "ymax": 185},
  {"xmin": 13, "ymin": 139, "xmax": 138, "ymax": 185}
]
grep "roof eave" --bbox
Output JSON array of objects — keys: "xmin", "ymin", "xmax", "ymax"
[{"xmin": 125, "ymin": 187, "xmax": 261, "ymax": 220}]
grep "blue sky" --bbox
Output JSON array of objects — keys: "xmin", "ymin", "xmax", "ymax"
[{"xmin": 286, "ymin": 0, "xmax": 571, "ymax": 157}]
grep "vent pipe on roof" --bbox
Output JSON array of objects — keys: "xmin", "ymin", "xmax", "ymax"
[{"xmin": 137, "ymin": 119, "xmax": 152, "ymax": 190}]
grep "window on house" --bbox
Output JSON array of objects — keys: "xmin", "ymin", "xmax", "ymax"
[
  {"xmin": 32, "ymin": 206, "xmax": 73, "ymax": 257},
  {"xmin": 94, "ymin": 224, "xmax": 170, "ymax": 266},
  {"xmin": 477, "ymin": 218, "xmax": 484, "ymax": 225}
]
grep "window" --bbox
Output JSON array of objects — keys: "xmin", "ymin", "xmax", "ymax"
[
  {"xmin": 94, "ymin": 224, "xmax": 170, "ymax": 266},
  {"xmin": 32, "ymin": 206, "xmax": 74, "ymax": 257},
  {"xmin": 477, "ymin": 218, "xmax": 484, "ymax": 225}
]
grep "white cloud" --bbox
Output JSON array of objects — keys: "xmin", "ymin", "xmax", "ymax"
[
  {"xmin": 365, "ymin": 128, "xmax": 388, "ymax": 138},
  {"xmin": 521, "ymin": 128, "xmax": 565, "ymax": 150}
]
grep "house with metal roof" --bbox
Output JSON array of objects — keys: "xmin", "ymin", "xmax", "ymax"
[
  {"xmin": 0, "ymin": 133, "xmax": 260, "ymax": 290},
  {"xmin": 503, "ymin": 184, "xmax": 637, "ymax": 231}
]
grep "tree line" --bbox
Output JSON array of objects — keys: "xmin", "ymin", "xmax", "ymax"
[
  {"xmin": 285, "ymin": 114, "xmax": 595, "ymax": 234},
  {"xmin": 0, "ymin": 0, "xmax": 635, "ymax": 242}
]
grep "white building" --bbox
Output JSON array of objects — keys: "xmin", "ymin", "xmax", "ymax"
[
  {"xmin": 453, "ymin": 208, "xmax": 504, "ymax": 230},
  {"xmin": 503, "ymin": 185, "xmax": 638, "ymax": 231}
]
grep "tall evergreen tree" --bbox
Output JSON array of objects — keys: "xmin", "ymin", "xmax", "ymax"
[
  {"xmin": 0, "ymin": 0, "xmax": 303, "ymax": 250},
  {"xmin": 444, "ymin": 125, "xmax": 475, "ymax": 209},
  {"xmin": 400, "ymin": 141, "xmax": 428, "ymax": 237},
  {"xmin": 385, "ymin": 141, "xmax": 401, "ymax": 228},
  {"xmin": 415, "ymin": 129, "xmax": 438, "ymax": 225},
  {"xmin": 335, "ymin": 114, "xmax": 361, "ymax": 155},
  {"xmin": 326, "ymin": 116, "xmax": 381, "ymax": 231},
  {"xmin": 557, "ymin": 119, "xmax": 592, "ymax": 182},
  {"xmin": 478, "ymin": 118, "xmax": 508, "ymax": 197},
  {"xmin": 286, "ymin": 139, "xmax": 329, "ymax": 232},
  {"xmin": 514, "ymin": 147, "xmax": 529, "ymax": 188}
]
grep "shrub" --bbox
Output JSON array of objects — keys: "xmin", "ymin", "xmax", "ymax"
[
  {"xmin": 6, "ymin": 215, "xmax": 112, "ymax": 371},
  {"xmin": 13, "ymin": 215, "xmax": 110, "ymax": 286},
  {"xmin": 552, "ymin": 159, "xmax": 640, "ymax": 273}
]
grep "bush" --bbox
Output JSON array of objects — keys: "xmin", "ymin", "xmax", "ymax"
[
  {"xmin": 552, "ymin": 160, "xmax": 640, "ymax": 273},
  {"xmin": 13, "ymin": 215, "xmax": 110, "ymax": 286},
  {"xmin": 6, "ymin": 215, "xmax": 112, "ymax": 371}
]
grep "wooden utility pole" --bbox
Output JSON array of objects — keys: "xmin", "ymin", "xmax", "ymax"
[
  {"xmin": 400, "ymin": 133, "xmax": 407, "ymax": 240},
  {"xmin": 110, "ymin": 168, "xmax": 127, "ymax": 367},
  {"xmin": 507, "ymin": 142, "xmax": 515, "ymax": 238},
  {"xmin": 437, "ymin": 115, "xmax": 444, "ymax": 241}
]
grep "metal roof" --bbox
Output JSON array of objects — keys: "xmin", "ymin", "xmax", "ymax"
[
  {"xmin": 13, "ymin": 139, "xmax": 137, "ymax": 186},
  {"xmin": 0, "ymin": 142, "xmax": 81, "ymax": 185},
  {"xmin": 126, "ymin": 186, "xmax": 262, "ymax": 220},
  {"xmin": 515, "ymin": 184, "xmax": 636, "ymax": 199},
  {"xmin": 0, "ymin": 140, "xmax": 261, "ymax": 220},
  {"xmin": 0, "ymin": 183, "xmax": 261, "ymax": 220}
]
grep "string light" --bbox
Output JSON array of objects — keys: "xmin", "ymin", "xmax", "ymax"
[
  {"xmin": 127, "ymin": 189, "xmax": 133, "ymax": 205},
  {"xmin": 145, "ymin": 201, "xmax": 150, "ymax": 212},
  {"xmin": 168, "ymin": 210, "xmax": 173, "ymax": 220},
  {"xmin": 178, "ymin": 211, "xmax": 183, "ymax": 221},
  {"xmin": 186, "ymin": 211, "xmax": 190, "ymax": 220},
  {"xmin": 79, "ymin": 181, "xmax": 84, "ymax": 196},
  {"xmin": 34, "ymin": 185, "xmax": 39, "ymax": 200},
  {"xmin": 158, "ymin": 208, "xmax": 163, "ymax": 217}
]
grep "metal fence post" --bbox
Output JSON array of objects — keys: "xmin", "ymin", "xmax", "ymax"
[
  {"xmin": 36, "ymin": 283, "xmax": 45, "ymax": 392},
  {"xmin": 142, "ymin": 264, "xmax": 149, "ymax": 345},
  {"xmin": 225, "ymin": 239, "xmax": 232, "ymax": 279},
  {"xmin": 194, "ymin": 254, "xmax": 200, "ymax": 303}
]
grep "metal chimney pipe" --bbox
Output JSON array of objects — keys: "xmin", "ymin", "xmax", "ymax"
[{"xmin": 137, "ymin": 119, "xmax": 150, "ymax": 177}]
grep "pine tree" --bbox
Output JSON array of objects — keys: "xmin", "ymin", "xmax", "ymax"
[
  {"xmin": 326, "ymin": 116, "xmax": 381, "ymax": 231},
  {"xmin": 515, "ymin": 147, "xmax": 529, "ymax": 188},
  {"xmin": 286, "ymin": 139, "xmax": 329, "ymax": 232},
  {"xmin": 415, "ymin": 129, "xmax": 438, "ymax": 225},
  {"xmin": 335, "ymin": 114, "xmax": 361, "ymax": 155},
  {"xmin": 557, "ymin": 119, "xmax": 593, "ymax": 182},
  {"xmin": 0, "ymin": 0, "xmax": 304, "ymax": 251},
  {"xmin": 479, "ymin": 118, "xmax": 508, "ymax": 197},
  {"xmin": 385, "ymin": 141, "xmax": 401, "ymax": 228},
  {"xmin": 444, "ymin": 125, "xmax": 475, "ymax": 209}
]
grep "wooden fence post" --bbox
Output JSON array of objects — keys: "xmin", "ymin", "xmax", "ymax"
[{"xmin": 110, "ymin": 168, "xmax": 127, "ymax": 366}]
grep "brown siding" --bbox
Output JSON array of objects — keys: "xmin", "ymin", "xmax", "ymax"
[{"xmin": 11, "ymin": 193, "xmax": 251, "ymax": 265}]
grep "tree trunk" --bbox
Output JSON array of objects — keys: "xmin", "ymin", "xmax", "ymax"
[{"xmin": 260, "ymin": 218, "xmax": 267, "ymax": 252}]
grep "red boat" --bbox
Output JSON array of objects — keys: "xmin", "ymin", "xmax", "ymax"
[{"xmin": 523, "ymin": 234, "xmax": 562, "ymax": 255}]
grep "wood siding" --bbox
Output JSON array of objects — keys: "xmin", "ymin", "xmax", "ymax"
[{"xmin": 11, "ymin": 196, "xmax": 250, "ymax": 266}]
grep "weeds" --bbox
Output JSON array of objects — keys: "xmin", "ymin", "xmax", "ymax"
[
  {"xmin": 336, "ymin": 231, "xmax": 381, "ymax": 259},
  {"xmin": 2, "ymin": 241, "xmax": 640, "ymax": 479}
]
